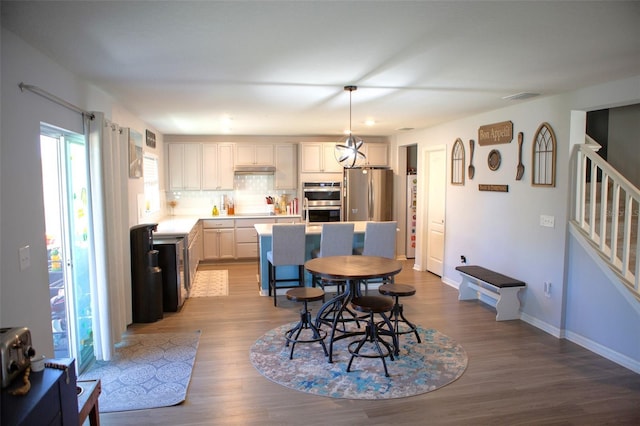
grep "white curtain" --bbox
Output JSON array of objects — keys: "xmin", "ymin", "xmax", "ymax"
[{"xmin": 86, "ymin": 112, "xmax": 130, "ymax": 360}]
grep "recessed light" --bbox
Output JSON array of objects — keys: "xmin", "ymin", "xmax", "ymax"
[{"xmin": 364, "ymin": 119, "xmax": 376, "ymax": 126}]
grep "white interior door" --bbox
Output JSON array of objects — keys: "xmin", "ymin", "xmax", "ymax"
[{"xmin": 425, "ymin": 148, "xmax": 446, "ymax": 276}]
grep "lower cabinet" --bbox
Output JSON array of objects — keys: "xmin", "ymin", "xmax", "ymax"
[
  {"xmin": 203, "ymin": 227, "xmax": 235, "ymax": 260},
  {"xmin": 235, "ymin": 218, "xmax": 274, "ymax": 259}
]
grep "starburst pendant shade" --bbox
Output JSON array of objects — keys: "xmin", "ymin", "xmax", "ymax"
[
  {"xmin": 335, "ymin": 134, "xmax": 366, "ymax": 168},
  {"xmin": 335, "ymin": 85, "xmax": 366, "ymax": 169}
]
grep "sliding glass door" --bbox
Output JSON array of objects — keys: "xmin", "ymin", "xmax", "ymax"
[{"xmin": 40, "ymin": 126, "xmax": 95, "ymax": 372}]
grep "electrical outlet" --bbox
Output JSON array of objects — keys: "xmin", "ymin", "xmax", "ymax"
[
  {"xmin": 19, "ymin": 245, "xmax": 31, "ymax": 270},
  {"xmin": 544, "ymin": 281, "xmax": 552, "ymax": 298},
  {"xmin": 540, "ymin": 215, "xmax": 555, "ymax": 228},
  {"xmin": 460, "ymin": 255, "xmax": 467, "ymax": 264}
]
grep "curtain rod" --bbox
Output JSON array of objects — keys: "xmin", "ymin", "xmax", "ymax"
[{"xmin": 19, "ymin": 82, "xmax": 95, "ymax": 120}]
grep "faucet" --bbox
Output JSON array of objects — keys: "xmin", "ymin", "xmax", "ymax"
[{"xmin": 303, "ymin": 197, "xmax": 309, "ymax": 225}]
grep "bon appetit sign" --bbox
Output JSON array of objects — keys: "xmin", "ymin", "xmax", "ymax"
[{"xmin": 478, "ymin": 121, "xmax": 513, "ymax": 146}]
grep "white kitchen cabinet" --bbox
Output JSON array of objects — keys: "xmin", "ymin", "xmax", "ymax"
[
  {"xmin": 202, "ymin": 219, "xmax": 235, "ymax": 260},
  {"xmin": 235, "ymin": 144, "xmax": 274, "ymax": 166},
  {"xmin": 300, "ymin": 143, "xmax": 342, "ymax": 173},
  {"xmin": 234, "ymin": 218, "xmax": 275, "ymax": 259},
  {"xmin": 202, "ymin": 143, "xmax": 235, "ymax": 190},
  {"xmin": 356, "ymin": 143, "xmax": 388, "ymax": 167},
  {"xmin": 187, "ymin": 221, "xmax": 202, "ymax": 288},
  {"xmin": 203, "ymin": 228, "xmax": 235, "ymax": 259},
  {"xmin": 274, "ymin": 144, "xmax": 297, "ymax": 189},
  {"xmin": 168, "ymin": 143, "xmax": 202, "ymax": 190}
]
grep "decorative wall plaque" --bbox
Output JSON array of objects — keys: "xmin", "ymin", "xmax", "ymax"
[
  {"xmin": 129, "ymin": 130, "xmax": 143, "ymax": 178},
  {"xmin": 488, "ymin": 149, "xmax": 501, "ymax": 171},
  {"xmin": 478, "ymin": 121, "xmax": 513, "ymax": 146},
  {"xmin": 145, "ymin": 129, "xmax": 156, "ymax": 148},
  {"xmin": 479, "ymin": 184, "xmax": 509, "ymax": 192}
]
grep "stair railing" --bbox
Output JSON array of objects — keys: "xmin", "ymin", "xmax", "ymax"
[{"xmin": 572, "ymin": 136, "xmax": 639, "ymax": 298}]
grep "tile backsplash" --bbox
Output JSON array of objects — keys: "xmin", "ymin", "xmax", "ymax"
[{"xmin": 166, "ymin": 174, "xmax": 296, "ymax": 216}]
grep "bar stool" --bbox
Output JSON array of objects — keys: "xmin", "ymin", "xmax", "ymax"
[
  {"xmin": 284, "ymin": 287, "xmax": 328, "ymax": 359},
  {"xmin": 352, "ymin": 221, "xmax": 398, "ymax": 292},
  {"xmin": 378, "ymin": 283, "xmax": 421, "ymax": 354},
  {"xmin": 267, "ymin": 224, "xmax": 306, "ymax": 306},
  {"xmin": 347, "ymin": 295, "xmax": 396, "ymax": 377},
  {"xmin": 310, "ymin": 223, "xmax": 354, "ymax": 294}
]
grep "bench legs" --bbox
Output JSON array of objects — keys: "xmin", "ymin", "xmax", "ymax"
[
  {"xmin": 458, "ymin": 278, "xmax": 477, "ymax": 301},
  {"xmin": 495, "ymin": 287, "xmax": 521, "ymax": 321},
  {"xmin": 458, "ymin": 276, "xmax": 523, "ymax": 321}
]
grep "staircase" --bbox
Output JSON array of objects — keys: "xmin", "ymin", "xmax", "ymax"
[{"xmin": 571, "ymin": 136, "xmax": 639, "ymax": 301}]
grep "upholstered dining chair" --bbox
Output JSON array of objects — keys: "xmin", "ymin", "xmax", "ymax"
[
  {"xmin": 354, "ymin": 221, "xmax": 397, "ymax": 258},
  {"xmin": 267, "ymin": 224, "xmax": 307, "ymax": 306},
  {"xmin": 353, "ymin": 221, "xmax": 398, "ymax": 291},
  {"xmin": 310, "ymin": 223, "xmax": 355, "ymax": 293}
]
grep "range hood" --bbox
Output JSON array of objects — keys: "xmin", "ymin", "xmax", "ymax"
[{"xmin": 233, "ymin": 165, "xmax": 276, "ymax": 175}]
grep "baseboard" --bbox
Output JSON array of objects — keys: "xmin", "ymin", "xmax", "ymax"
[
  {"xmin": 520, "ymin": 313, "xmax": 562, "ymax": 338},
  {"xmin": 564, "ymin": 330, "xmax": 640, "ymax": 374}
]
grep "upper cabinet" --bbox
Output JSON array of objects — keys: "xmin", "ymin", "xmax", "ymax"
[
  {"xmin": 356, "ymin": 143, "xmax": 388, "ymax": 167},
  {"xmin": 202, "ymin": 143, "xmax": 235, "ymax": 190},
  {"xmin": 235, "ymin": 144, "xmax": 274, "ymax": 166},
  {"xmin": 300, "ymin": 143, "xmax": 343, "ymax": 173},
  {"xmin": 168, "ymin": 142, "xmax": 234, "ymax": 190},
  {"xmin": 168, "ymin": 143, "xmax": 202, "ymax": 190},
  {"xmin": 274, "ymin": 144, "xmax": 297, "ymax": 189}
]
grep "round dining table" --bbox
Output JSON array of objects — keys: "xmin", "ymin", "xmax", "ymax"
[{"xmin": 304, "ymin": 255, "xmax": 403, "ymax": 362}]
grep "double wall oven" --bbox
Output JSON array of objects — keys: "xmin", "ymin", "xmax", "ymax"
[{"xmin": 303, "ymin": 182, "xmax": 342, "ymax": 222}]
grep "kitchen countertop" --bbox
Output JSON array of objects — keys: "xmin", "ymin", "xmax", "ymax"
[
  {"xmin": 154, "ymin": 214, "xmax": 302, "ymax": 238},
  {"xmin": 254, "ymin": 221, "xmax": 369, "ymax": 236}
]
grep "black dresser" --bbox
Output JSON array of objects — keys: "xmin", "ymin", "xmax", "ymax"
[{"xmin": 1, "ymin": 358, "xmax": 79, "ymax": 426}]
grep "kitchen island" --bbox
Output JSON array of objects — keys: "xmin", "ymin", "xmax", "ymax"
[{"xmin": 254, "ymin": 221, "xmax": 368, "ymax": 295}]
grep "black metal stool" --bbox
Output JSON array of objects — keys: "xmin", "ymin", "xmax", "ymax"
[
  {"xmin": 378, "ymin": 283, "xmax": 421, "ymax": 355},
  {"xmin": 347, "ymin": 295, "xmax": 396, "ymax": 377},
  {"xmin": 284, "ymin": 287, "xmax": 328, "ymax": 360}
]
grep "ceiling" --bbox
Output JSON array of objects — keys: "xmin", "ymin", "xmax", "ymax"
[{"xmin": 2, "ymin": 1, "xmax": 639, "ymax": 137}]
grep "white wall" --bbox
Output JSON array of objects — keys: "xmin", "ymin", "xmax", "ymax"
[
  {"xmin": 392, "ymin": 75, "xmax": 640, "ymax": 369},
  {"xmin": 0, "ymin": 28, "xmax": 163, "ymax": 355},
  {"xmin": 394, "ymin": 95, "xmax": 571, "ymax": 331}
]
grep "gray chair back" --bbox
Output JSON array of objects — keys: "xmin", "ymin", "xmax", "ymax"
[
  {"xmin": 362, "ymin": 221, "xmax": 397, "ymax": 259},
  {"xmin": 319, "ymin": 223, "xmax": 355, "ymax": 257},
  {"xmin": 270, "ymin": 224, "xmax": 307, "ymax": 266}
]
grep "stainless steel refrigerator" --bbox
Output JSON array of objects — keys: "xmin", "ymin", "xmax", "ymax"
[{"xmin": 343, "ymin": 167, "xmax": 393, "ymax": 221}]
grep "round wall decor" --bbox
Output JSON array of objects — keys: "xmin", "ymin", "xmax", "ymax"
[{"xmin": 488, "ymin": 149, "xmax": 501, "ymax": 171}]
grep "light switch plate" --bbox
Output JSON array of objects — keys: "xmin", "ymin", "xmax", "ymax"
[{"xmin": 19, "ymin": 245, "xmax": 31, "ymax": 270}]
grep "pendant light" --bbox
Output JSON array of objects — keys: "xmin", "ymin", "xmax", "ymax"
[{"xmin": 335, "ymin": 85, "xmax": 366, "ymax": 168}]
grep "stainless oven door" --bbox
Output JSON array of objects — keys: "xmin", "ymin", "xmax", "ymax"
[{"xmin": 307, "ymin": 206, "xmax": 342, "ymax": 222}]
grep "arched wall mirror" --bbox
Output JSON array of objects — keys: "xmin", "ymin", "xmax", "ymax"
[
  {"xmin": 532, "ymin": 122, "xmax": 557, "ymax": 187},
  {"xmin": 451, "ymin": 138, "xmax": 465, "ymax": 185}
]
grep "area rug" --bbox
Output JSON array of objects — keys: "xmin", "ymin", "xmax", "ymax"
[
  {"xmin": 80, "ymin": 331, "xmax": 200, "ymax": 412},
  {"xmin": 190, "ymin": 269, "xmax": 228, "ymax": 297},
  {"xmin": 249, "ymin": 323, "xmax": 467, "ymax": 399}
]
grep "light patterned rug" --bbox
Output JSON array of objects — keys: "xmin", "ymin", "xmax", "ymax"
[
  {"xmin": 190, "ymin": 269, "xmax": 229, "ymax": 297},
  {"xmin": 80, "ymin": 331, "xmax": 200, "ymax": 412},
  {"xmin": 250, "ymin": 323, "xmax": 467, "ymax": 399}
]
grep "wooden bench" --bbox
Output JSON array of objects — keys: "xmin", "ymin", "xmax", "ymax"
[{"xmin": 456, "ymin": 265, "xmax": 526, "ymax": 321}]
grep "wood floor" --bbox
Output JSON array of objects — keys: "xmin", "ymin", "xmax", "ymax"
[{"xmin": 100, "ymin": 260, "xmax": 640, "ymax": 425}]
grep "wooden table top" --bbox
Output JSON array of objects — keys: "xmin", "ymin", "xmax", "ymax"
[{"xmin": 304, "ymin": 255, "xmax": 403, "ymax": 281}]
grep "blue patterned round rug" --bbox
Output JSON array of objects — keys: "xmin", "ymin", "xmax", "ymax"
[{"xmin": 249, "ymin": 323, "xmax": 467, "ymax": 399}]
